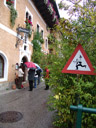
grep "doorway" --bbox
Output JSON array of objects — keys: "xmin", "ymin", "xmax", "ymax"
[{"xmin": 21, "ymin": 56, "xmax": 28, "ymax": 81}]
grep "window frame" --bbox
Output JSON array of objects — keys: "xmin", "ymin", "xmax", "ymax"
[
  {"xmin": 0, "ymin": 52, "xmax": 8, "ymax": 82},
  {"xmin": 0, "ymin": 55, "xmax": 4, "ymax": 78},
  {"xmin": 25, "ymin": 7, "xmax": 33, "ymax": 26},
  {"xmin": 45, "ymin": 38, "xmax": 48, "ymax": 49},
  {"xmin": 41, "ymin": 29, "xmax": 44, "ymax": 38},
  {"xmin": 37, "ymin": 24, "xmax": 40, "ymax": 33},
  {"xmin": 4, "ymin": 0, "xmax": 16, "ymax": 9}
]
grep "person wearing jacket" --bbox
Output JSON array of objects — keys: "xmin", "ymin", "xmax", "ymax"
[
  {"xmin": 28, "ymin": 68, "xmax": 35, "ymax": 91},
  {"xmin": 18, "ymin": 65, "xmax": 24, "ymax": 89},
  {"xmin": 37, "ymin": 68, "xmax": 42, "ymax": 85},
  {"xmin": 34, "ymin": 69, "xmax": 38, "ymax": 88},
  {"xmin": 44, "ymin": 67, "xmax": 50, "ymax": 90}
]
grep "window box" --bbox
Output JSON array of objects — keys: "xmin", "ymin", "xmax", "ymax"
[
  {"xmin": 25, "ymin": 8, "xmax": 33, "ymax": 38},
  {"xmin": 48, "ymin": 3, "xmax": 53, "ymax": 15},
  {"xmin": 44, "ymin": 0, "xmax": 48, "ymax": 4},
  {"xmin": 25, "ymin": 18, "xmax": 33, "ymax": 38},
  {"xmin": 25, "ymin": 18, "xmax": 33, "ymax": 26},
  {"xmin": 25, "ymin": 18, "xmax": 33, "ymax": 31},
  {"xmin": 52, "ymin": 15, "xmax": 57, "ymax": 22},
  {"xmin": 6, "ymin": 0, "xmax": 14, "ymax": 6}
]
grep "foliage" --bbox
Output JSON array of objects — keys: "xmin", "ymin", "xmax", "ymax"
[
  {"xmin": 10, "ymin": 6, "xmax": 17, "ymax": 27},
  {"xmin": 45, "ymin": 0, "xmax": 96, "ymax": 128},
  {"xmin": 32, "ymin": 31, "xmax": 45, "ymax": 69},
  {"xmin": 6, "ymin": 0, "xmax": 14, "ymax": 6},
  {"xmin": 32, "ymin": 51, "xmax": 46, "ymax": 67},
  {"xmin": 32, "ymin": 51, "xmax": 49, "ymax": 74},
  {"xmin": 44, "ymin": 0, "xmax": 59, "ymax": 24},
  {"xmin": 32, "ymin": 32, "xmax": 44, "ymax": 52},
  {"xmin": 33, "ymin": 32, "xmax": 44, "ymax": 44},
  {"xmin": 32, "ymin": 40, "xmax": 41, "ymax": 52},
  {"xmin": 25, "ymin": 19, "xmax": 33, "ymax": 38}
]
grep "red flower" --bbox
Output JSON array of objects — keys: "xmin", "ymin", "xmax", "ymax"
[
  {"xmin": 11, "ymin": 1, "xmax": 14, "ymax": 4},
  {"xmin": 28, "ymin": 20, "xmax": 32, "ymax": 25},
  {"xmin": 25, "ymin": 19, "xmax": 33, "ymax": 26},
  {"xmin": 25, "ymin": 18, "xmax": 28, "ymax": 23},
  {"xmin": 6, "ymin": 0, "xmax": 14, "ymax": 5}
]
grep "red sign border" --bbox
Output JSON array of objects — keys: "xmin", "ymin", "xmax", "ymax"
[{"xmin": 62, "ymin": 44, "xmax": 96, "ymax": 75}]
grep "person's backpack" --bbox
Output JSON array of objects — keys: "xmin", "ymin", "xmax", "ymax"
[{"xmin": 37, "ymin": 69, "xmax": 42, "ymax": 75}]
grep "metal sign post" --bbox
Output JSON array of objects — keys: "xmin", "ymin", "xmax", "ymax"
[{"xmin": 70, "ymin": 104, "xmax": 96, "ymax": 128}]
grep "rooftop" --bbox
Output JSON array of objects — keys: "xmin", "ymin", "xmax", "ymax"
[{"xmin": 32, "ymin": 0, "xmax": 60, "ymax": 28}]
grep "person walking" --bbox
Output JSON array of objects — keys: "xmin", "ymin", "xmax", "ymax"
[
  {"xmin": 28, "ymin": 68, "xmax": 35, "ymax": 91},
  {"xmin": 18, "ymin": 65, "xmax": 24, "ymax": 89},
  {"xmin": 34, "ymin": 69, "xmax": 38, "ymax": 88},
  {"xmin": 44, "ymin": 67, "xmax": 50, "ymax": 90},
  {"xmin": 37, "ymin": 68, "xmax": 42, "ymax": 85}
]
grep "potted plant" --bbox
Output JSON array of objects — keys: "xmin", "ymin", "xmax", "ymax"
[
  {"xmin": 25, "ymin": 18, "xmax": 33, "ymax": 26},
  {"xmin": 10, "ymin": 5, "xmax": 17, "ymax": 27},
  {"xmin": 44, "ymin": 0, "xmax": 48, "ymax": 4},
  {"xmin": 52, "ymin": 14, "xmax": 57, "ymax": 22},
  {"xmin": 48, "ymin": 3, "xmax": 53, "ymax": 15},
  {"xmin": 6, "ymin": 0, "xmax": 14, "ymax": 6},
  {"xmin": 12, "ymin": 84, "xmax": 16, "ymax": 90},
  {"xmin": 25, "ymin": 19, "xmax": 33, "ymax": 38}
]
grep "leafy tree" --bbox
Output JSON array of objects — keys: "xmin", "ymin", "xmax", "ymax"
[
  {"xmin": 32, "ymin": 31, "xmax": 44, "ymax": 51},
  {"xmin": 31, "ymin": 31, "xmax": 47, "ymax": 69},
  {"xmin": 46, "ymin": 0, "xmax": 96, "ymax": 128}
]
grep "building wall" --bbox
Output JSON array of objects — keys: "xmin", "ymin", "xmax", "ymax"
[{"xmin": 0, "ymin": 0, "xmax": 50, "ymax": 89}]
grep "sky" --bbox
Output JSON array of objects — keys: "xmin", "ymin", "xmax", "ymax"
[
  {"xmin": 56, "ymin": 0, "xmax": 84, "ymax": 19},
  {"xmin": 56, "ymin": 0, "xmax": 70, "ymax": 19}
]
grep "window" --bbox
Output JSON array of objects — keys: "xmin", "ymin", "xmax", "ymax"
[
  {"xmin": 29, "ymin": 16, "xmax": 31, "ymax": 21},
  {"xmin": 26, "ymin": 12, "xmax": 29, "ymax": 19},
  {"xmin": 26, "ymin": 12, "xmax": 32, "ymax": 22},
  {"xmin": 5, "ymin": 0, "xmax": 16, "ymax": 9},
  {"xmin": 37, "ymin": 24, "xmax": 40, "ymax": 33},
  {"xmin": 6, "ymin": 0, "xmax": 14, "ymax": 6},
  {"xmin": 25, "ymin": 8, "xmax": 33, "ymax": 37},
  {"xmin": 25, "ymin": 34, "xmax": 27, "ymax": 44},
  {"xmin": 25, "ymin": 8, "xmax": 33, "ymax": 26},
  {"xmin": 41, "ymin": 30, "xmax": 43, "ymax": 38},
  {"xmin": 0, "ymin": 55, "xmax": 4, "ymax": 78},
  {"xmin": 24, "ymin": 46, "xmax": 27, "ymax": 51},
  {"xmin": 0, "ymin": 52, "xmax": 8, "ymax": 81},
  {"xmin": 45, "ymin": 39, "xmax": 48, "ymax": 49}
]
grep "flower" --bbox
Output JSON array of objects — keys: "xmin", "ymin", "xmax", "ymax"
[
  {"xmin": 6, "ymin": 0, "xmax": 14, "ymax": 5},
  {"xmin": 44, "ymin": 0, "xmax": 59, "ymax": 24},
  {"xmin": 28, "ymin": 20, "xmax": 33, "ymax": 26},
  {"xmin": 52, "ymin": 15, "xmax": 57, "ymax": 22},
  {"xmin": 55, "ymin": 19, "xmax": 59, "ymax": 25},
  {"xmin": 11, "ymin": 1, "xmax": 14, "ymax": 4},
  {"xmin": 25, "ymin": 19, "xmax": 33, "ymax": 26},
  {"xmin": 54, "ymin": 95, "xmax": 59, "ymax": 100},
  {"xmin": 48, "ymin": 3, "xmax": 53, "ymax": 15},
  {"xmin": 44, "ymin": 0, "xmax": 48, "ymax": 4}
]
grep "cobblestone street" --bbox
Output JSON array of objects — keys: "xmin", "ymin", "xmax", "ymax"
[{"xmin": 0, "ymin": 82, "xmax": 54, "ymax": 128}]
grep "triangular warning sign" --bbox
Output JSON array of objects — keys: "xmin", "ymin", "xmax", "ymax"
[{"xmin": 62, "ymin": 43, "xmax": 96, "ymax": 75}]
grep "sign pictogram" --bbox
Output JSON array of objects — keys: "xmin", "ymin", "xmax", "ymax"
[{"xmin": 62, "ymin": 43, "xmax": 96, "ymax": 75}]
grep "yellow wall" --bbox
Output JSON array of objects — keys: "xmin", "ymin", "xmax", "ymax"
[{"xmin": 0, "ymin": 0, "xmax": 50, "ymax": 87}]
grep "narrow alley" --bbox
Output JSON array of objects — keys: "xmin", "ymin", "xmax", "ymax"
[{"xmin": 0, "ymin": 82, "xmax": 54, "ymax": 128}]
